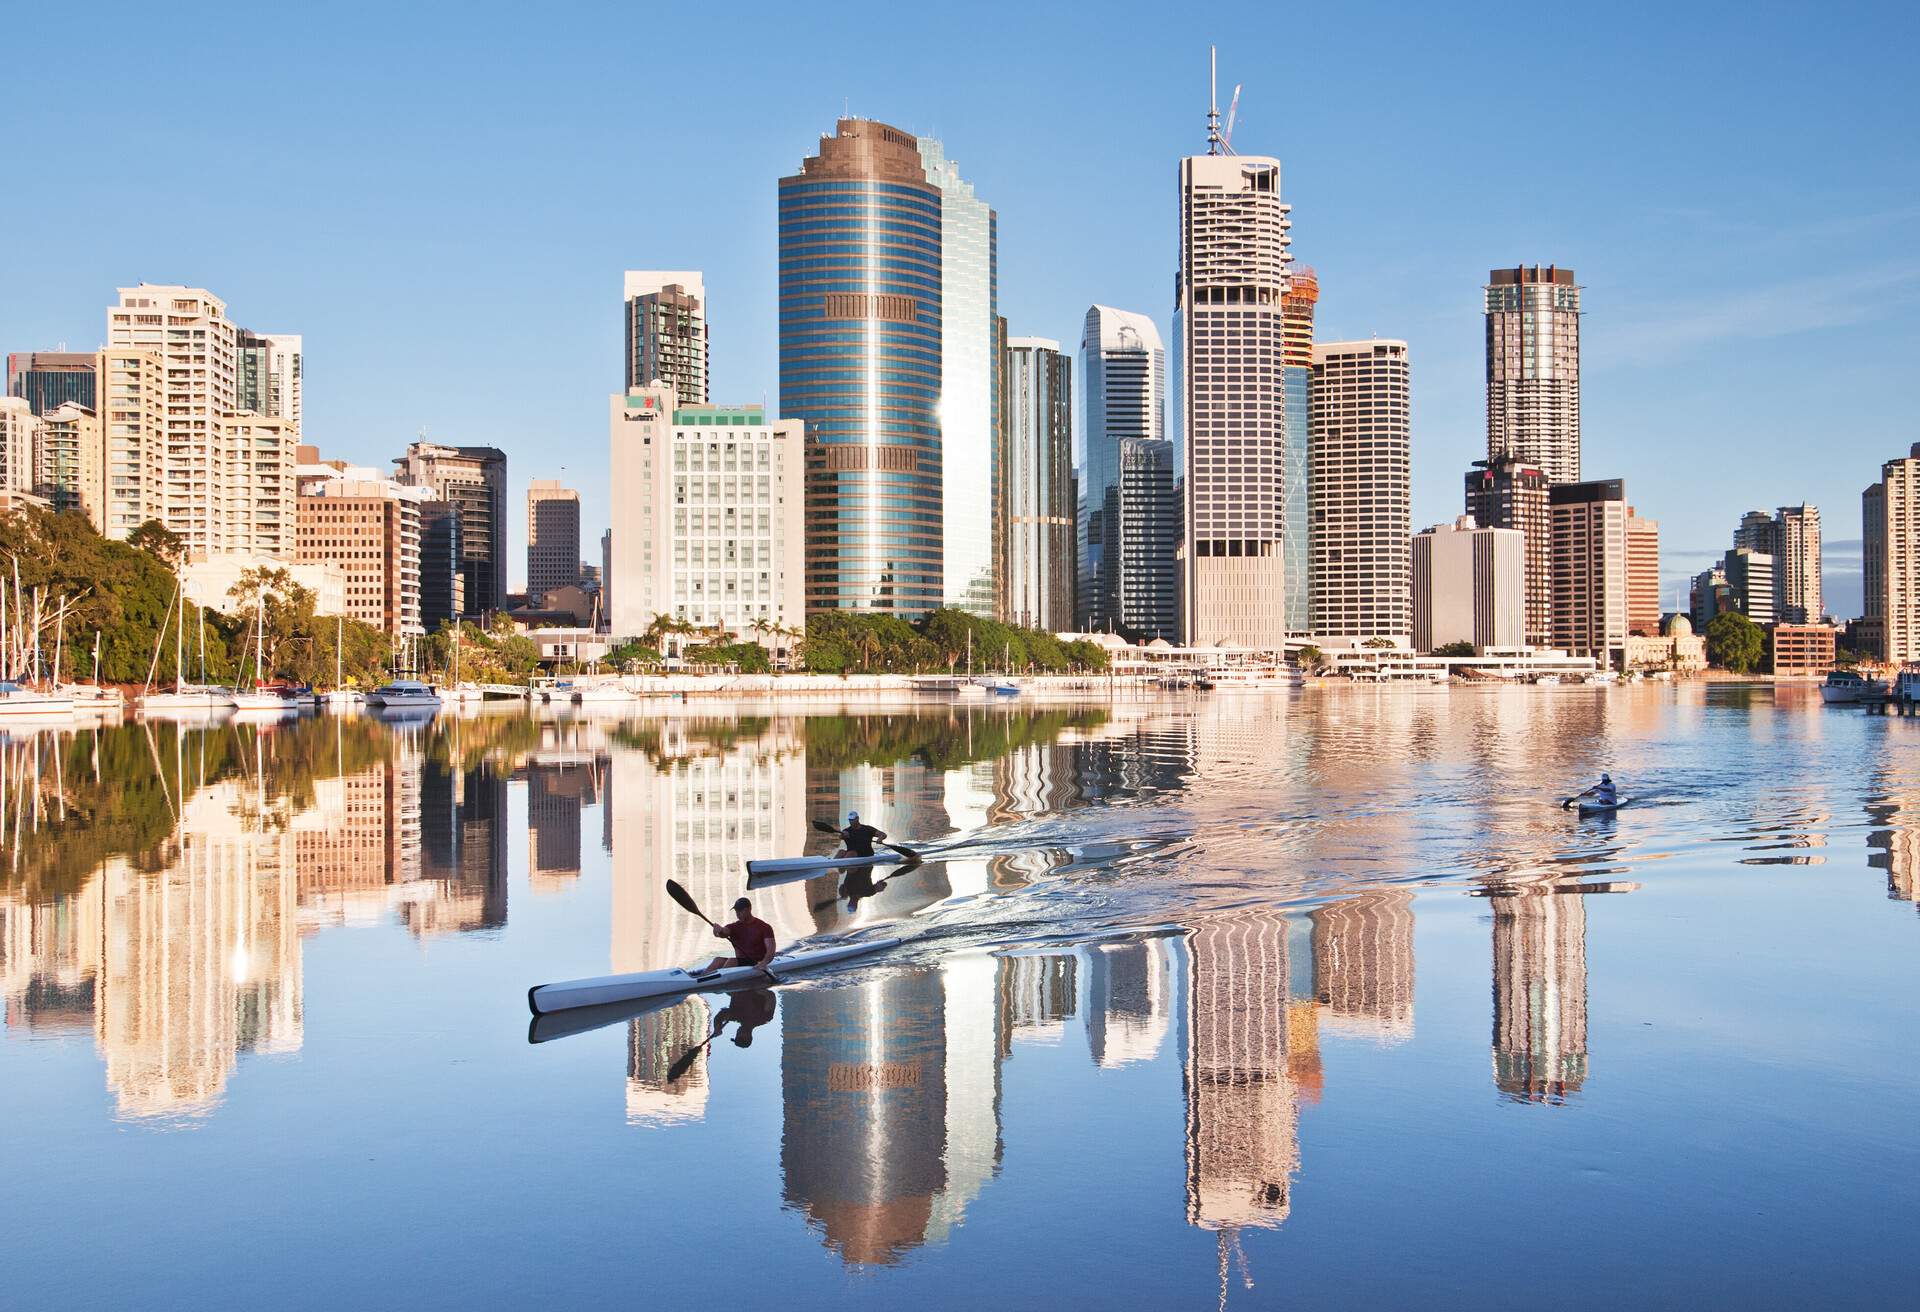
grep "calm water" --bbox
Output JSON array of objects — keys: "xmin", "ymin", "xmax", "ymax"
[{"xmin": 3, "ymin": 687, "xmax": 1916, "ymax": 1309}]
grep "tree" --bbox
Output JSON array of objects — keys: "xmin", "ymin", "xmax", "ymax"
[
  {"xmin": 1297, "ymin": 644, "xmax": 1325, "ymax": 673},
  {"xmin": 126, "ymin": 520, "xmax": 184, "ymax": 567},
  {"xmin": 1432, "ymin": 641, "xmax": 1475, "ymax": 658},
  {"xmin": 1706, "ymin": 611, "xmax": 1764, "ymax": 673},
  {"xmin": 1362, "ymin": 636, "xmax": 1396, "ymax": 650}
]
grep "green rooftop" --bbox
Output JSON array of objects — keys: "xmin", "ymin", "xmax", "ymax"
[{"xmin": 673, "ymin": 406, "xmax": 765, "ymax": 426}]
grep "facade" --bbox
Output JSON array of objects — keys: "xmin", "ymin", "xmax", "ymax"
[
  {"xmin": 526, "ymin": 480, "xmax": 582, "ymax": 601},
  {"xmin": 1625, "ymin": 507, "xmax": 1661, "ymax": 635},
  {"xmin": 1773, "ymin": 503, "xmax": 1822, "ymax": 623},
  {"xmin": 1770, "ymin": 623, "xmax": 1837, "ymax": 679},
  {"xmin": 236, "ymin": 332, "xmax": 302, "ymax": 430},
  {"xmin": 1411, "ymin": 516, "xmax": 1526, "ymax": 652},
  {"xmin": 1863, "ymin": 446, "xmax": 1920, "ymax": 663},
  {"xmin": 1690, "ymin": 566, "xmax": 1731, "ymax": 632},
  {"xmin": 1625, "ymin": 613, "xmax": 1707, "ymax": 673},
  {"xmin": 418, "ymin": 501, "xmax": 465, "ymax": 633},
  {"xmin": 1282, "ymin": 268, "xmax": 1318, "ymax": 633},
  {"xmin": 1549, "ymin": 479, "xmax": 1630, "ymax": 670},
  {"xmin": 1465, "ymin": 455, "xmax": 1553, "ymax": 647},
  {"xmin": 780, "ymin": 119, "xmax": 944, "ymax": 618},
  {"xmin": 1485, "ymin": 265, "xmax": 1581, "ymax": 484},
  {"xmin": 393, "ymin": 442, "xmax": 507, "ymax": 617},
  {"xmin": 997, "ymin": 338, "xmax": 1074, "ymax": 631},
  {"xmin": 295, "ymin": 476, "xmax": 424, "ymax": 636},
  {"xmin": 1117, "ymin": 438, "xmax": 1179, "ymax": 641},
  {"xmin": 1723, "ymin": 547, "xmax": 1775, "ymax": 625},
  {"xmin": 1178, "ymin": 148, "xmax": 1292, "ymax": 647},
  {"xmin": 1309, "ymin": 340, "xmax": 1411, "ymax": 643},
  {"xmin": 7, "ymin": 351, "xmax": 97, "ymax": 415},
  {"xmin": 0, "ymin": 398, "xmax": 35, "ymax": 500},
  {"xmin": 211, "ymin": 413, "xmax": 297, "ymax": 559},
  {"xmin": 919, "ymin": 136, "xmax": 999, "ymax": 616},
  {"xmin": 35, "ymin": 401, "xmax": 103, "ymax": 522},
  {"xmin": 608, "ymin": 385, "xmax": 806, "ymax": 642},
  {"xmin": 1078, "ymin": 305, "xmax": 1168, "ymax": 633},
  {"xmin": 1734, "ymin": 509, "xmax": 1775, "ymax": 555},
  {"xmin": 97, "ymin": 347, "xmax": 166, "ymax": 540},
  {"xmin": 624, "ymin": 272, "xmax": 708, "ymax": 403}
]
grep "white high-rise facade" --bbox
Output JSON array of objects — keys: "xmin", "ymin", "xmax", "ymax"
[
  {"xmin": 1485, "ymin": 265, "xmax": 1582, "ymax": 484},
  {"xmin": 1177, "ymin": 132, "xmax": 1292, "ymax": 648},
  {"xmin": 1774, "ymin": 503, "xmax": 1822, "ymax": 623},
  {"xmin": 1079, "ymin": 305, "xmax": 1168, "ymax": 633},
  {"xmin": 0, "ymin": 397, "xmax": 36, "ymax": 505},
  {"xmin": 1309, "ymin": 340, "xmax": 1411, "ymax": 643},
  {"xmin": 1864, "ymin": 446, "xmax": 1920, "ymax": 663}
]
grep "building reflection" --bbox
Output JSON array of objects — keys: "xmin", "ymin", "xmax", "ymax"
[
  {"xmin": 1490, "ymin": 889, "xmax": 1588, "ymax": 1102},
  {"xmin": 412, "ymin": 755, "xmax": 508, "ymax": 934},
  {"xmin": 1084, "ymin": 939, "xmax": 1173, "ymax": 1068},
  {"xmin": 1865, "ymin": 783, "xmax": 1920, "ymax": 912},
  {"xmin": 1310, "ymin": 890, "xmax": 1415, "ymax": 1040},
  {"xmin": 626, "ymin": 995, "xmax": 712, "ymax": 1125},
  {"xmin": 525, "ymin": 753, "xmax": 602, "ymax": 894}
]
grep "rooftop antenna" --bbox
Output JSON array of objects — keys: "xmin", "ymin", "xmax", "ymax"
[{"xmin": 1206, "ymin": 47, "xmax": 1223, "ymax": 155}]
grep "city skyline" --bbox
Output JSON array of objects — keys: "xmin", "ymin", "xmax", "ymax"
[{"xmin": 2, "ymin": 5, "xmax": 1911, "ymax": 615}]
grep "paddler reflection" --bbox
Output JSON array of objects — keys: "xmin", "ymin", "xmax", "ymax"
[
  {"xmin": 834, "ymin": 848, "xmax": 921, "ymax": 913},
  {"xmin": 712, "ymin": 986, "xmax": 777, "ymax": 1048}
]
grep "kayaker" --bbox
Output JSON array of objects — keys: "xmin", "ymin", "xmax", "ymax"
[
  {"xmin": 692, "ymin": 897, "xmax": 778, "ymax": 976},
  {"xmin": 712, "ymin": 987, "xmax": 777, "ymax": 1047},
  {"xmin": 839, "ymin": 810, "xmax": 888, "ymax": 859},
  {"xmin": 1576, "ymin": 773, "xmax": 1617, "ymax": 807}
]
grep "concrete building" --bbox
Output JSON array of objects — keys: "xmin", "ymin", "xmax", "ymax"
[
  {"xmin": 1485, "ymin": 265, "xmax": 1581, "ymax": 484},
  {"xmin": 1774, "ymin": 503, "xmax": 1823, "ymax": 623},
  {"xmin": 1118, "ymin": 437, "xmax": 1180, "ymax": 641},
  {"xmin": 1863, "ymin": 445, "xmax": 1920, "ymax": 663},
  {"xmin": 1411, "ymin": 516, "xmax": 1525, "ymax": 652},
  {"xmin": 1690, "ymin": 565, "xmax": 1732, "ymax": 632},
  {"xmin": 212, "ymin": 413, "xmax": 298, "ymax": 559},
  {"xmin": 393, "ymin": 441, "xmax": 506, "ymax": 618},
  {"xmin": 1734, "ymin": 509, "xmax": 1775, "ymax": 555},
  {"xmin": 7, "ymin": 351, "xmax": 97, "ymax": 415},
  {"xmin": 236, "ymin": 332, "xmax": 302, "ymax": 431},
  {"xmin": 0, "ymin": 398, "xmax": 36, "ymax": 502},
  {"xmin": 417, "ymin": 501, "xmax": 464, "ymax": 633},
  {"xmin": 1771, "ymin": 623, "xmax": 1837, "ymax": 679},
  {"xmin": 919, "ymin": 136, "xmax": 999, "ymax": 617},
  {"xmin": 97, "ymin": 347, "xmax": 165, "ymax": 540},
  {"xmin": 1178, "ymin": 134, "xmax": 1292, "ymax": 648},
  {"xmin": 35, "ymin": 401, "xmax": 102, "ymax": 522},
  {"xmin": 998, "ymin": 337, "xmax": 1074, "ymax": 631},
  {"xmin": 1625, "ymin": 508, "xmax": 1661, "ymax": 635},
  {"xmin": 295, "ymin": 470, "xmax": 425, "ymax": 637},
  {"xmin": 526, "ymin": 480, "xmax": 581, "ymax": 601},
  {"xmin": 1078, "ymin": 305, "xmax": 1168, "ymax": 633},
  {"xmin": 624, "ymin": 272, "xmax": 708, "ymax": 403},
  {"xmin": 1625, "ymin": 613, "xmax": 1707, "ymax": 673},
  {"xmin": 1724, "ymin": 546, "xmax": 1775, "ymax": 626},
  {"xmin": 1549, "ymin": 479, "xmax": 1630, "ymax": 670},
  {"xmin": 608, "ymin": 385, "xmax": 805, "ymax": 642},
  {"xmin": 1310, "ymin": 340, "xmax": 1411, "ymax": 643},
  {"xmin": 780, "ymin": 119, "xmax": 944, "ymax": 618},
  {"xmin": 1465, "ymin": 455, "xmax": 1553, "ymax": 647},
  {"xmin": 1282, "ymin": 268, "xmax": 1319, "ymax": 633}
]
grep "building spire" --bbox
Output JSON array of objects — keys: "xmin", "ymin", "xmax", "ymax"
[{"xmin": 1207, "ymin": 46, "xmax": 1223, "ymax": 155}]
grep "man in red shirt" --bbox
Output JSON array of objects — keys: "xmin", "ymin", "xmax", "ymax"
[{"xmin": 692, "ymin": 897, "xmax": 778, "ymax": 976}]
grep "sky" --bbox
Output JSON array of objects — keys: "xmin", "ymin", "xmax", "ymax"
[{"xmin": 3, "ymin": 0, "xmax": 1914, "ymax": 616}]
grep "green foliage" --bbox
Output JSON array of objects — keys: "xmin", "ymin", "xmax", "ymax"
[
  {"xmin": 1431, "ymin": 641, "xmax": 1476, "ymax": 658},
  {"xmin": 1362, "ymin": 636, "xmax": 1396, "ymax": 650},
  {"xmin": 1706, "ymin": 611, "xmax": 1764, "ymax": 673},
  {"xmin": 801, "ymin": 608, "xmax": 1109, "ymax": 675},
  {"xmin": 1297, "ymin": 644, "xmax": 1325, "ymax": 672},
  {"xmin": 126, "ymin": 519, "xmax": 184, "ymax": 566},
  {"xmin": 417, "ymin": 619, "xmax": 543, "ymax": 685},
  {"xmin": 685, "ymin": 640, "xmax": 772, "ymax": 673},
  {"xmin": 803, "ymin": 706, "xmax": 1110, "ymax": 771},
  {"xmin": 605, "ymin": 640, "xmax": 663, "ymax": 670}
]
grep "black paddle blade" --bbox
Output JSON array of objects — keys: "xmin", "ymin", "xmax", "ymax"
[
  {"xmin": 812, "ymin": 819, "xmax": 840, "ymax": 833},
  {"xmin": 664, "ymin": 879, "xmax": 709, "ymax": 923},
  {"xmin": 666, "ymin": 1041, "xmax": 706, "ymax": 1083}
]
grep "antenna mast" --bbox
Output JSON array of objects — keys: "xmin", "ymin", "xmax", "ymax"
[{"xmin": 1206, "ymin": 47, "xmax": 1223, "ymax": 155}]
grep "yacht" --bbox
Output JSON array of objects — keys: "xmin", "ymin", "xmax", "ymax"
[
  {"xmin": 572, "ymin": 679, "xmax": 637, "ymax": 706},
  {"xmin": 140, "ymin": 586, "xmax": 237, "ymax": 714},
  {"xmin": 365, "ymin": 678, "xmax": 442, "ymax": 710},
  {"xmin": 0, "ymin": 681, "xmax": 74, "ymax": 718},
  {"xmin": 1820, "ymin": 669, "xmax": 1888, "ymax": 705}
]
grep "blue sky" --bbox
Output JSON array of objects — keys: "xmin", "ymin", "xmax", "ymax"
[{"xmin": 3, "ymin": 0, "xmax": 1913, "ymax": 614}]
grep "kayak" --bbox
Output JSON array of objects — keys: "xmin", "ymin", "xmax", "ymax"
[
  {"xmin": 527, "ymin": 936, "xmax": 905, "ymax": 1015},
  {"xmin": 745, "ymin": 852, "xmax": 911, "ymax": 878},
  {"xmin": 1577, "ymin": 797, "xmax": 1628, "ymax": 816}
]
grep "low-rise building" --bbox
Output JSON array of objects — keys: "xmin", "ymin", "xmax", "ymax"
[
  {"xmin": 294, "ymin": 467, "xmax": 426, "ymax": 636},
  {"xmin": 1770, "ymin": 623, "xmax": 1837, "ymax": 680},
  {"xmin": 1624, "ymin": 613, "xmax": 1708, "ymax": 674},
  {"xmin": 1411, "ymin": 515, "xmax": 1525, "ymax": 652}
]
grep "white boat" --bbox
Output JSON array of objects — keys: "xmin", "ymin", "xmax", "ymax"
[
  {"xmin": 442, "ymin": 683, "xmax": 488, "ymax": 706},
  {"xmin": 982, "ymin": 679, "xmax": 1021, "ymax": 697},
  {"xmin": 139, "ymin": 586, "xmax": 238, "ymax": 713},
  {"xmin": 1820, "ymin": 670, "xmax": 1888, "ymax": 705},
  {"xmin": 0, "ymin": 681, "xmax": 74, "ymax": 717},
  {"xmin": 527, "ymin": 936, "xmax": 905, "ymax": 1016},
  {"xmin": 365, "ymin": 678, "xmax": 442, "ymax": 709},
  {"xmin": 746, "ymin": 851, "xmax": 914, "ymax": 879},
  {"xmin": 1535, "ymin": 674, "xmax": 1562, "ymax": 687},
  {"xmin": 230, "ymin": 591, "xmax": 294, "ymax": 712},
  {"xmin": 955, "ymin": 682, "xmax": 988, "ymax": 698},
  {"xmin": 572, "ymin": 680, "xmax": 636, "ymax": 705},
  {"xmin": 1201, "ymin": 668, "xmax": 1306, "ymax": 691},
  {"xmin": 320, "ymin": 688, "xmax": 364, "ymax": 711},
  {"xmin": 1894, "ymin": 670, "xmax": 1920, "ymax": 704}
]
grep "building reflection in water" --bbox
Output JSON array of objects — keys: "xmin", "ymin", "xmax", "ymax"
[
  {"xmin": 1084, "ymin": 939, "xmax": 1172, "ymax": 1068},
  {"xmin": 1865, "ymin": 779, "xmax": 1920, "ymax": 912},
  {"xmin": 626, "ymin": 995, "xmax": 712, "ymax": 1125},
  {"xmin": 525, "ymin": 755, "xmax": 596, "ymax": 893},
  {"xmin": 1310, "ymin": 890, "xmax": 1415, "ymax": 1041},
  {"xmin": 1490, "ymin": 889, "xmax": 1588, "ymax": 1102}
]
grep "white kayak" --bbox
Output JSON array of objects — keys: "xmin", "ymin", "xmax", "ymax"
[
  {"xmin": 745, "ymin": 852, "xmax": 912, "ymax": 878},
  {"xmin": 527, "ymin": 936, "xmax": 904, "ymax": 1015},
  {"xmin": 1577, "ymin": 797, "xmax": 1628, "ymax": 816}
]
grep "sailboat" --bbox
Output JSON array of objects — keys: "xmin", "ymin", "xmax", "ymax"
[
  {"xmin": 50, "ymin": 606, "xmax": 122, "ymax": 710},
  {"xmin": 441, "ymin": 623, "xmax": 486, "ymax": 706},
  {"xmin": 141, "ymin": 588, "xmax": 236, "ymax": 715},
  {"xmin": 320, "ymin": 614, "xmax": 362, "ymax": 710},
  {"xmin": 0, "ymin": 567, "xmax": 74, "ymax": 719},
  {"xmin": 232, "ymin": 590, "xmax": 294, "ymax": 713}
]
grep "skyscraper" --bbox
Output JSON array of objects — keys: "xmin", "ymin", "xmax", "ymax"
[
  {"xmin": 394, "ymin": 442, "xmax": 507, "ymax": 618},
  {"xmin": 1549, "ymin": 479, "xmax": 1630, "ymax": 669},
  {"xmin": 1625, "ymin": 507, "xmax": 1661, "ymax": 636},
  {"xmin": 1723, "ymin": 546, "xmax": 1775, "ymax": 625},
  {"xmin": 623, "ymin": 272, "xmax": 708, "ymax": 403},
  {"xmin": 919, "ymin": 136, "xmax": 999, "ymax": 616},
  {"xmin": 526, "ymin": 480, "xmax": 581, "ymax": 601},
  {"xmin": 1774, "ymin": 503, "xmax": 1823, "ymax": 623},
  {"xmin": 36, "ymin": 401, "xmax": 102, "ymax": 523},
  {"xmin": 1177, "ymin": 75, "xmax": 1292, "ymax": 648},
  {"xmin": 1485, "ymin": 265, "xmax": 1581, "ymax": 484},
  {"xmin": 1118, "ymin": 438, "xmax": 1180, "ymax": 641},
  {"xmin": 780, "ymin": 119, "xmax": 944, "ymax": 618},
  {"xmin": 1281, "ymin": 268, "xmax": 1318, "ymax": 633},
  {"xmin": 7, "ymin": 351, "xmax": 97, "ymax": 416},
  {"xmin": 1465, "ymin": 455, "xmax": 1553, "ymax": 646},
  {"xmin": 417, "ymin": 502, "xmax": 465, "ymax": 633},
  {"xmin": 0, "ymin": 398, "xmax": 36, "ymax": 505},
  {"xmin": 236, "ymin": 332, "xmax": 302, "ymax": 431},
  {"xmin": 1078, "ymin": 305, "xmax": 1168, "ymax": 633},
  {"xmin": 997, "ymin": 337, "xmax": 1074, "ymax": 631},
  {"xmin": 1309, "ymin": 340, "xmax": 1411, "ymax": 643},
  {"xmin": 294, "ymin": 473, "xmax": 424, "ymax": 636},
  {"xmin": 1734, "ymin": 509, "xmax": 1776, "ymax": 555}
]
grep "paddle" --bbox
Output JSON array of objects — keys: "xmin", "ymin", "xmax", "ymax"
[
  {"xmin": 667, "ymin": 1028, "xmax": 719, "ymax": 1082},
  {"xmin": 667, "ymin": 878, "xmax": 781, "ymax": 984},
  {"xmin": 811, "ymin": 817, "xmax": 922, "ymax": 865}
]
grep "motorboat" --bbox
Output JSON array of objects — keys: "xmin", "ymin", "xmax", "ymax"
[
  {"xmin": 319, "ymin": 688, "xmax": 364, "ymax": 711},
  {"xmin": 365, "ymin": 679, "xmax": 442, "ymax": 710},
  {"xmin": 0, "ymin": 682, "xmax": 74, "ymax": 718},
  {"xmin": 571, "ymin": 679, "xmax": 636, "ymax": 705},
  {"xmin": 1820, "ymin": 670, "xmax": 1888, "ymax": 705}
]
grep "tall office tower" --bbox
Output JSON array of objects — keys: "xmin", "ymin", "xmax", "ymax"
[
  {"xmin": 96, "ymin": 347, "xmax": 165, "ymax": 539},
  {"xmin": 997, "ymin": 337, "xmax": 1074, "ymax": 631},
  {"xmin": 1178, "ymin": 97, "xmax": 1293, "ymax": 648},
  {"xmin": 1465, "ymin": 455, "xmax": 1552, "ymax": 646},
  {"xmin": 1078, "ymin": 305, "xmax": 1168, "ymax": 632},
  {"xmin": 1410, "ymin": 516, "xmax": 1525, "ymax": 652},
  {"xmin": 7, "ymin": 351, "xmax": 97, "ymax": 415},
  {"xmin": 600, "ymin": 528, "xmax": 612, "ymax": 627},
  {"xmin": 623, "ymin": 272, "xmax": 708, "ymax": 403},
  {"xmin": 919, "ymin": 136, "xmax": 999, "ymax": 616},
  {"xmin": 1492, "ymin": 891, "xmax": 1588, "ymax": 1101},
  {"xmin": 1118, "ymin": 437, "xmax": 1180, "ymax": 640},
  {"xmin": 1281, "ymin": 268, "xmax": 1318, "ymax": 633},
  {"xmin": 236, "ymin": 332, "xmax": 302, "ymax": 430},
  {"xmin": 1625, "ymin": 507, "xmax": 1660, "ymax": 635},
  {"xmin": 526, "ymin": 480, "xmax": 581, "ymax": 601},
  {"xmin": 1308, "ymin": 340, "xmax": 1412, "ymax": 642},
  {"xmin": 1774, "ymin": 503, "xmax": 1822, "ymax": 623},
  {"xmin": 295, "ymin": 473, "xmax": 424, "ymax": 636},
  {"xmin": 1548, "ymin": 479, "xmax": 1630, "ymax": 670},
  {"xmin": 1733, "ymin": 508, "xmax": 1776, "ymax": 555},
  {"xmin": 1485, "ymin": 265, "xmax": 1581, "ymax": 483},
  {"xmin": 607, "ymin": 385, "xmax": 806, "ymax": 642},
  {"xmin": 35, "ymin": 402, "xmax": 103, "ymax": 522},
  {"xmin": 417, "ymin": 501, "xmax": 465, "ymax": 632},
  {"xmin": 1723, "ymin": 547, "xmax": 1775, "ymax": 625},
  {"xmin": 781, "ymin": 119, "xmax": 944, "ymax": 618},
  {"xmin": 0, "ymin": 398, "xmax": 36, "ymax": 503},
  {"xmin": 393, "ymin": 442, "xmax": 507, "ymax": 617}
]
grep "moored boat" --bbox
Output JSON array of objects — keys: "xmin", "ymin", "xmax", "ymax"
[
  {"xmin": 0, "ymin": 681, "xmax": 74, "ymax": 718},
  {"xmin": 365, "ymin": 678, "xmax": 442, "ymax": 709},
  {"xmin": 1820, "ymin": 670, "xmax": 1888, "ymax": 705}
]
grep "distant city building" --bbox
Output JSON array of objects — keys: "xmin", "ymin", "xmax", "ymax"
[
  {"xmin": 1411, "ymin": 516, "xmax": 1525, "ymax": 652},
  {"xmin": 998, "ymin": 337, "xmax": 1074, "ymax": 631},
  {"xmin": 1485, "ymin": 265, "xmax": 1581, "ymax": 484},
  {"xmin": 236, "ymin": 331, "xmax": 302, "ymax": 431},
  {"xmin": 780, "ymin": 119, "xmax": 944, "ymax": 617},
  {"xmin": 1118, "ymin": 438, "xmax": 1180, "ymax": 641},
  {"xmin": 1078, "ymin": 305, "xmax": 1168, "ymax": 633},
  {"xmin": 600, "ymin": 528, "xmax": 612, "ymax": 628},
  {"xmin": 1492, "ymin": 892, "xmax": 1588, "ymax": 1101},
  {"xmin": 1310, "ymin": 340, "xmax": 1411, "ymax": 643},
  {"xmin": 919, "ymin": 136, "xmax": 999, "ymax": 616},
  {"xmin": 607, "ymin": 385, "xmax": 805, "ymax": 642},
  {"xmin": 1465, "ymin": 455, "xmax": 1553, "ymax": 647},
  {"xmin": 1281, "ymin": 268, "xmax": 1319, "ymax": 633},
  {"xmin": 1690, "ymin": 565, "xmax": 1731, "ymax": 632},
  {"xmin": 1625, "ymin": 507, "xmax": 1661, "ymax": 636},
  {"xmin": 1863, "ymin": 444, "xmax": 1920, "ymax": 663},
  {"xmin": 417, "ymin": 500, "xmax": 465, "ymax": 633},
  {"xmin": 393, "ymin": 441, "xmax": 506, "ymax": 617},
  {"xmin": 1625, "ymin": 612, "xmax": 1707, "ymax": 673},
  {"xmin": 1734, "ymin": 508, "xmax": 1775, "ymax": 555},
  {"xmin": 294, "ymin": 465, "xmax": 425, "ymax": 636},
  {"xmin": 1723, "ymin": 546, "xmax": 1775, "ymax": 626},
  {"xmin": 1773, "ymin": 503, "xmax": 1822, "ymax": 623},
  {"xmin": 7, "ymin": 351, "xmax": 96, "ymax": 416},
  {"xmin": 97, "ymin": 347, "xmax": 165, "ymax": 540},
  {"xmin": 35, "ymin": 401, "xmax": 102, "ymax": 522},
  {"xmin": 526, "ymin": 480, "xmax": 581, "ymax": 600},
  {"xmin": 624, "ymin": 272, "xmax": 708, "ymax": 403},
  {"xmin": 1549, "ymin": 478, "xmax": 1630, "ymax": 670},
  {"xmin": 0, "ymin": 398, "xmax": 36, "ymax": 503},
  {"xmin": 1178, "ymin": 139, "xmax": 1292, "ymax": 647},
  {"xmin": 1770, "ymin": 623, "xmax": 1837, "ymax": 679}
]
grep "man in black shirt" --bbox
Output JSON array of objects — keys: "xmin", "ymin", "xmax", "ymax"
[{"xmin": 839, "ymin": 810, "xmax": 887, "ymax": 858}]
